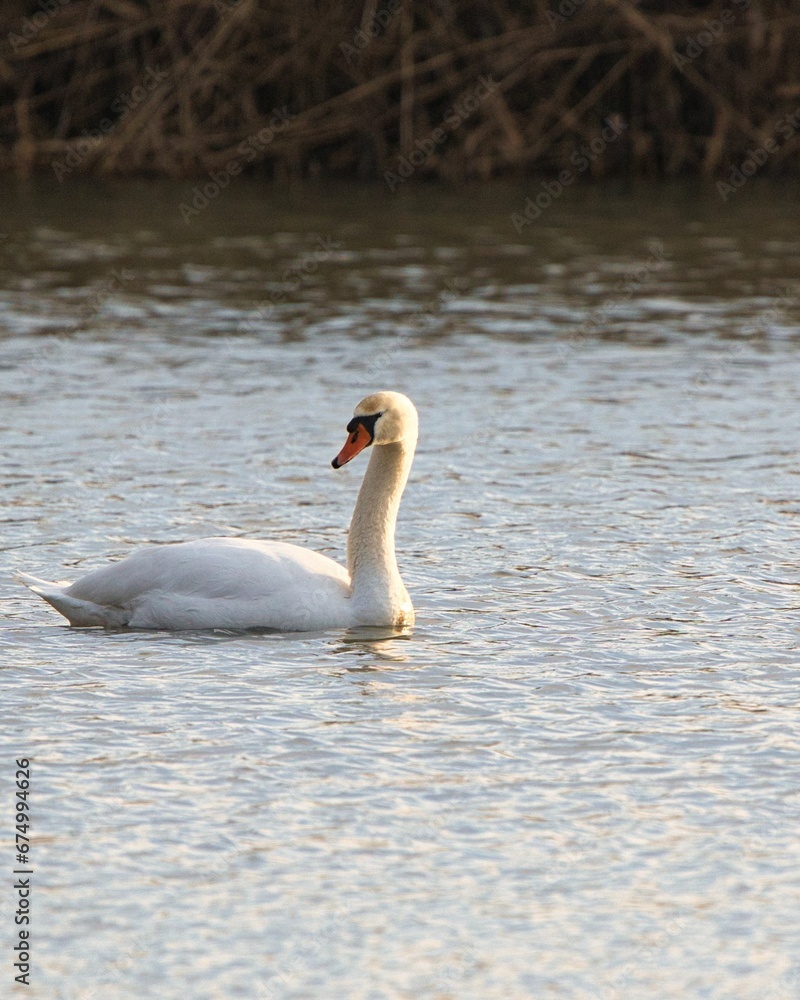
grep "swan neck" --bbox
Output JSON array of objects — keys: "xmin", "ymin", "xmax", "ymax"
[{"xmin": 347, "ymin": 439, "xmax": 413, "ymax": 591}]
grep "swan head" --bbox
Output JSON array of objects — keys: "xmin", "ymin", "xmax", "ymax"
[{"xmin": 332, "ymin": 391, "xmax": 418, "ymax": 469}]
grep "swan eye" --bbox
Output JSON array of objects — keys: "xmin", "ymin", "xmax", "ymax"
[{"xmin": 346, "ymin": 412, "xmax": 380, "ymax": 441}]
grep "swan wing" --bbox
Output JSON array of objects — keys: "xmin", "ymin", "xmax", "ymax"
[{"xmin": 26, "ymin": 538, "xmax": 352, "ymax": 630}]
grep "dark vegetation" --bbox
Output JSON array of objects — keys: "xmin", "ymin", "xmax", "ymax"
[{"xmin": 2, "ymin": 0, "xmax": 800, "ymax": 180}]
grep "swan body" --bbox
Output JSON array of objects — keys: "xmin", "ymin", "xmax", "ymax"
[{"xmin": 19, "ymin": 391, "xmax": 418, "ymax": 631}]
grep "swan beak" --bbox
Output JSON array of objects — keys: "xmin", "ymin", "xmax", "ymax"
[{"xmin": 332, "ymin": 423, "xmax": 372, "ymax": 468}]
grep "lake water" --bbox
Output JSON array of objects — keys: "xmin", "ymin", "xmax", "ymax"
[{"xmin": 2, "ymin": 178, "xmax": 800, "ymax": 999}]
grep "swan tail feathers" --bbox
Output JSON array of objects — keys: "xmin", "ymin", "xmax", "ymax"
[{"xmin": 15, "ymin": 572, "xmax": 129, "ymax": 627}]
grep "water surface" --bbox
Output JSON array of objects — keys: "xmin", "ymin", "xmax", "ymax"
[{"xmin": 2, "ymin": 179, "xmax": 800, "ymax": 999}]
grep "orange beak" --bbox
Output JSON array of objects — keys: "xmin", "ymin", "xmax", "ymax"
[{"xmin": 332, "ymin": 422, "xmax": 372, "ymax": 468}]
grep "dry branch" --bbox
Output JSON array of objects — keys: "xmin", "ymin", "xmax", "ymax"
[{"xmin": 1, "ymin": 0, "xmax": 799, "ymax": 180}]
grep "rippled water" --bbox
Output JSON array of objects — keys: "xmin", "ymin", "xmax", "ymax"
[{"xmin": 2, "ymin": 179, "xmax": 800, "ymax": 999}]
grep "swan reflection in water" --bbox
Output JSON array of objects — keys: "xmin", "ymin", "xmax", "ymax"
[{"xmin": 335, "ymin": 624, "xmax": 414, "ymax": 664}]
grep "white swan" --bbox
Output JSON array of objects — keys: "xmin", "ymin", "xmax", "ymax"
[{"xmin": 17, "ymin": 391, "xmax": 418, "ymax": 631}]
